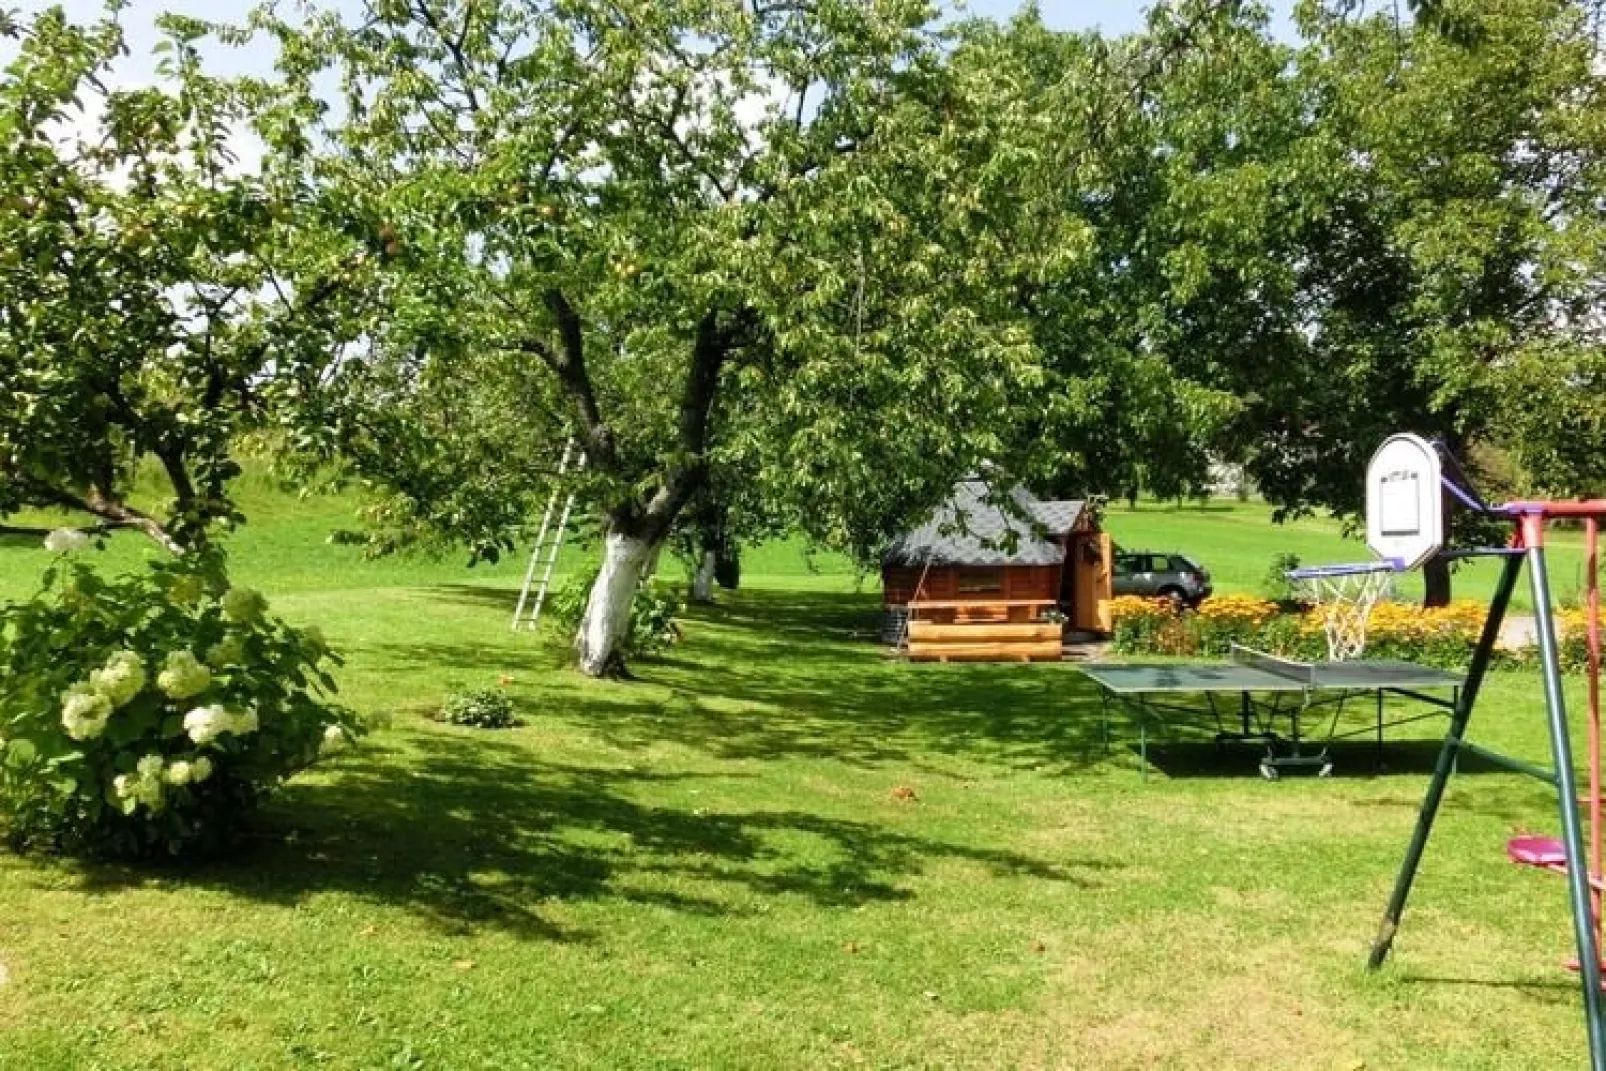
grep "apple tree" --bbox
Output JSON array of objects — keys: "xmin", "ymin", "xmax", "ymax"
[
  {"xmin": 0, "ymin": 5, "xmax": 358, "ymax": 552},
  {"xmin": 265, "ymin": 0, "xmax": 1071, "ymax": 675}
]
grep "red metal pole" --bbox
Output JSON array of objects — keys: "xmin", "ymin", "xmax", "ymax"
[{"xmin": 1589, "ymin": 518, "xmax": 1603, "ymax": 954}]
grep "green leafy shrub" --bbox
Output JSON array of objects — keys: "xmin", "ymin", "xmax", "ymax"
[
  {"xmin": 546, "ymin": 570, "xmax": 685, "ymax": 660},
  {"xmin": 438, "ymin": 687, "xmax": 522, "ymax": 729},
  {"xmin": 0, "ymin": 543, "xmax": 361, "ymax": 858},
  {"xmin": 1263, "ymin": 552, "xmax": 1304, "ymax": 608}
]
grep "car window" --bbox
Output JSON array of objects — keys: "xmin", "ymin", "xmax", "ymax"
[
  {"xmin": 1165, "ymin": 556, "xmax": 1191, "ymax": 572},
  {"xmin": 1126, "ymin": 555, "xmax": 1151, "ymax": 573},
  {"xmin": 1113, "ymin": 555, "xmax": 1137, "ymax": 576}
]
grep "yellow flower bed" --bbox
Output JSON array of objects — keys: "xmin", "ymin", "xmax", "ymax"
[
  {"xmin": 1300, "ymin": 599, "xmax": 1487, "ymax": 644},
  {"xmin": 1559, "ymin": 608, "xmax": 1597, "ymax": 640},
  {"xmin": 1196, "ymin": 593, "xmax": 1278, "ymax": 628},
  {"xmin": 1109, "ymin": 595, "xmax": 1176, "ymax": 623}
]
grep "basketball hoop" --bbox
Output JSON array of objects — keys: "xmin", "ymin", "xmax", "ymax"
[{"xmin": 1287, "ymin": 562, "xmax": 1400, "ymax": 662}]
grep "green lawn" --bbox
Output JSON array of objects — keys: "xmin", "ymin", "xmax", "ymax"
[
  {"xmin": 1107, "ymin": 498, "xmax": 1590, "ymax": 611},
  {"xmin": 0, "ymin": 492, "xmax": 1600, "ymax": 1067}
]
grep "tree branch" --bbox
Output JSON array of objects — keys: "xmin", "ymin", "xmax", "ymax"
[
  {"xmin": 538, "ymin": 289, "xmax": 620, "ymax": 474},
  {"xmin": 13, "ymin": 475, "xmax": 186, "ymax": 554},
  {"xmin": 643, "ymin": 309, "xmax": 729, "ymax": 536}
]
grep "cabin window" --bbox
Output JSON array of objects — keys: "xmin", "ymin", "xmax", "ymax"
[{"xmin": 957, "ymin": 568, "xmax": 1005, "ymax": 594}]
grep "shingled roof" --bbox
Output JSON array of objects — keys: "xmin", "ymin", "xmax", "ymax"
[{"xmin": 882, "ymin": 479, "xmax": 1085, "ymax": 568}]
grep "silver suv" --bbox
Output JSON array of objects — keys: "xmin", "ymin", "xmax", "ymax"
[{"xmin": 1112, "ymin": 551, "xmax": 1213, "ymax": 607}]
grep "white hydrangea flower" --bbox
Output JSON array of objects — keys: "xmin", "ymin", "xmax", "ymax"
[
  {"xmin": 205, "ymin": 636, "xmax": 244, "ymax": 668},
  {"xmin": 61, "ymin": 685, "xmax": 113, "ymax": 741},
  {"xmin": 184, "ymin": 704, "xmax": 232, "ymax": 746},
  {"xmin": 135, "ymin": 754, "xmax": 164, "ymax": 781},
  {"xmin": 133, "ymin": 777, "xmax": 164, "ymax": 812},
  {"xmin": 321, "ymin": 724, "xmax": 348, "ymax": 752},
  {"xmin": 157, "ymin": 650, "xmax": 212, "ymax": 700},
  {"xmin": 89, "ymin": 650, "xmax": 147, "ymax": 708},
  {"xmin": 221, "ymin": 587, "xmax": 268, "ymax": 624},
  {"xmin": 190, "ymin": 756, "xmax": 213, "ymax": 782},
  {"xmin": 164, "ymin": 760, "xmax": 193, "ymax": 786},
  {"xmin": 43, "ymin": 528, "xmax": 90, "ymax": 555},
  {"xmin": 112, "ymin": 769, "xmax": 164, "ymax": 813}
]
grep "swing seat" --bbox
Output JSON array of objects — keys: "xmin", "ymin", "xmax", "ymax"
[
  {"xmin": 1508, "ymin": 835, "xmax": 1606, "ymax": 894},
  {"xmin": 1509, "ymin": 835, "xmax": 1568, "ymax": 868}
]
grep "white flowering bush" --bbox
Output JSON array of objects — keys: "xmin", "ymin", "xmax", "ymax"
[{"xmin": 0, "ymin": 546, "xmax": 362, "ymax": 858}]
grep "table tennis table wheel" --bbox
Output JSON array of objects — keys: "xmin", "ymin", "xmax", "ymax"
[{"xmin": 1259, "ymin": 762, "xmax": 1279, "ymax": 782}]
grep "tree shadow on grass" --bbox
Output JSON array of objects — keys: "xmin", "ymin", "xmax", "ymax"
[
  {"xmin": 69, "ymin": 728, "xmax": 1110, "ymax": 942},
  {"xmin": 369, "ymin": 588, "xmax": 1112, "ymax": 774},
  {"xmin": 422, "ymin": 583, "xmax": 526, "ymax": 613}
]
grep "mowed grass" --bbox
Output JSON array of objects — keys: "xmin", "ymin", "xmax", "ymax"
[
  {"xmin": 0, "ymin": 489, "xmax": 1601, "ymax": 1067},
  {"xmin": 1106, "ymin": 499, "xmax": 1591, "ymax": 611}
]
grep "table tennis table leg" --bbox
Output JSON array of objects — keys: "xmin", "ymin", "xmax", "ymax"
[
  {"xmin": 1376, "ymin": 689, "xmax": 1385, "ymax": 771},
  {"xmin": 1099, "ymin": 691, "xmax": 1110, "ymax": 756},
  {"xmin": 1139, "ymin": 715, "xmax": 1148, "ymax": 784}
]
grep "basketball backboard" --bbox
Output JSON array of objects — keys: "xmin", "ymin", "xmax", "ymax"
[{"xmin": 1366, "ymin": 433, "xmax": 1444, "ymax": 569}]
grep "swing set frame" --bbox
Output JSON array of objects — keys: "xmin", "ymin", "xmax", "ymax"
[{"xmin": 1362, "ymin": 481, "xmax": 1606, "ymax": 1068}]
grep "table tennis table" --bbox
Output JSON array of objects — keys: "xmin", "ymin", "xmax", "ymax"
[{"xmin": 1080, "ymin": 645, "xmax": 1465, "ymax": 780}]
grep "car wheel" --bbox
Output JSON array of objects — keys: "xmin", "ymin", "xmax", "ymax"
[{"xmin": 1158, "ymin": 587, "xmax": 1188, "ymax": 609}]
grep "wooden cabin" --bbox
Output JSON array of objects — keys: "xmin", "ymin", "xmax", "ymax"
[{"xmin": 881, "ymin": 479, "xmax": 1112, "ymax": 660}]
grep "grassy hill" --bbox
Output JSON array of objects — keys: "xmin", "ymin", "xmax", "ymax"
[
  {"xmin": 4, "ymin": 479, "xmax": 1584, "ymax": 613},
  {"xmin": 1105, "ymin": 499, "xmax": 1586, "ymax": 612}
]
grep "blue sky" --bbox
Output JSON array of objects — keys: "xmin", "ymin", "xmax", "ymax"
[{"xmin": 15, "ymin": 1, "xmax": 1297, "ymax": 83}]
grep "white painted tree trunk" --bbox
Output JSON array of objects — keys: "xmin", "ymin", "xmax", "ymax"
[
  {"xmin": 575, "ymin": 531, "xmax": 654, "ymax": 676},
  {"xmin": 691, "ymin": 550, "xmax": 716, "ymax": 603}
]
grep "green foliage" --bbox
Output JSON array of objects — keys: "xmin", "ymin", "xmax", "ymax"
[
  {"xmin": 0, "ymin": 546, "xmax": 360, "ymax": 858},
  {"xmin": 0, "ymin": 8, "xmax": 361, "ymax": 550},
  {"xmin": 546, "ymin": 571, "xmax": 685, "ymax": 662},
  {"xmin": 968, "ymin": 0, "xmax": 1606, "ymax": 514},
  {"xmin": 1262, "ymin": 553, "xmax": 1303, "ymax": 603},
  {"xmin": 263, "ymin": 0, "xmax": 1056, "ymax": 578},
  {"xmin": 438, "ymin": 687, "xmax": 521, "ymax": 730}
]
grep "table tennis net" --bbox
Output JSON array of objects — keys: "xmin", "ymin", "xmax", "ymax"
[{"xmin": 1231, "ymin": 644, "xmax": 1318, "ymax": 685}]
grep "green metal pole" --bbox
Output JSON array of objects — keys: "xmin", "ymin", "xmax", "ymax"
[
  {"xmin": 1529, "ymin": 545, "xmax": 1606, "ymax": 1069},
  {"xmin": 1367, "ymin": 552, "xmax": 1521, "ymax": 970}
]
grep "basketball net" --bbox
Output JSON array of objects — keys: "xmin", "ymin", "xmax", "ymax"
[{"xmin": 1292, "ymin": 568, "xmax": 1396, "ymax": 662}]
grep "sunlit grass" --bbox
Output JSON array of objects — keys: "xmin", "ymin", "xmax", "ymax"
[{"xmin": 0, "ymin": 488, "xmax": 1600, "ymax": 1067}]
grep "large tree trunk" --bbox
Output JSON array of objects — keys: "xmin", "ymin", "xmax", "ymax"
[
  {"xmin": 691, "ymin": 549, "xmax": 717, "ymax": 603},
  {"xmin": 575, "ymin": 530, "xmax": 656, "ymax": 677},
  {"xmin": 1422, "ymin": 553, "xmax": 1452, "ymax": 608},
  {"xmin": 1421, "ymin": 464, "xmax": 1456, "ymax": 608},
  {"xmin": 714, "ymin": 542, "xmax": 740, "ymax": 591}
]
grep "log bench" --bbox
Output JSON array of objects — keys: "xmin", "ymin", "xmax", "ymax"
[{"xmin": 905, "ymin": 598, "xmax": 1063, "ymax": 662}]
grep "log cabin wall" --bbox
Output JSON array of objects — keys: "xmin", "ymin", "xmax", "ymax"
[{"xmin": 1068, "ymin": 531, "xmax": 1113, "ymax": 633}]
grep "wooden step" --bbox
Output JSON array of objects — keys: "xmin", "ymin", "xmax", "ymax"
[
  {"xmin": 906, "ymin": 622, "xmax": 1061, "ymax": 643},
  {"xmin": 907, "ymin": 640, "xmax": 1064, "ymax": 662}
]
